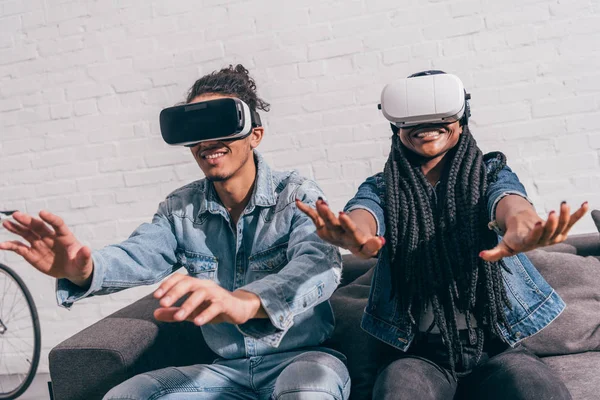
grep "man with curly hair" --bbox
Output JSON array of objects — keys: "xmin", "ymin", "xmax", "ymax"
[{"xmin": 1, "ymin": 65, "xmax": 350, "ymax": 400}]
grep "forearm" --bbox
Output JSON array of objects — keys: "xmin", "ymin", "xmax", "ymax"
[{"xmin": 495, "ymin": 195, "xmax": 541, "ymax": 233}]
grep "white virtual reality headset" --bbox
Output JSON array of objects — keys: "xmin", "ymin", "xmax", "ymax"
[{"xmin": 378, "ymin": 71, "xmax": 471, "ymax": 132}]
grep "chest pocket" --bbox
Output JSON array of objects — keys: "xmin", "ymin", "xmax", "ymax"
[
  {"xmin": 249, "ymin": 242, "xmax": 288, "ymax": 274},
  {"xmin": 181, "ymin": 251, "xmax": 218, "ymax": 280}
]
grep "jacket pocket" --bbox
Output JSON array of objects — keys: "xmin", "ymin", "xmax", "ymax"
[
  {"xmin": 181, "ymin": 251, "xmax": 218, "ymax": 280},
  {"xmin": 249, "ymin": 242, "xmax": 288, "ymax": 273}
]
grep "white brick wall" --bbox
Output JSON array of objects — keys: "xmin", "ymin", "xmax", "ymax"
[{"xmin": 1, "ymin": 0, "xmax": 599, "ymax": 373}]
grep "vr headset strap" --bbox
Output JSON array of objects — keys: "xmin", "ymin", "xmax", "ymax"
[{"xmin": 251, "ymin": 110, "xmax": 262, "ymax": 127}]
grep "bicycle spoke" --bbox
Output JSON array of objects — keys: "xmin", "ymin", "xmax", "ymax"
[{"xmin": 5, "ymin": 302, "xmax": 29, "ymax": 325}]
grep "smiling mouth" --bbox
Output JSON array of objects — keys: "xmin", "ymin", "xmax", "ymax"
[
  {"xmin": 410, "ymin": 125, "xmax": 448, "ymax": 139},
  {"xmin": 199, "ymin": 147, "xmax": 229, "ymax": 160}
]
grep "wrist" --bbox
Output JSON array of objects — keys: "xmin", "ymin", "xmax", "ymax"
[
  {"xmin": 232, "ymin": 290, "xmax": 267, "ymax": 322},
  {"xmin": 69, "ymin": 264, "xmax": 94, "ymax": 289}
]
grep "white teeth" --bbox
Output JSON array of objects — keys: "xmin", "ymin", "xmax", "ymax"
[
  {"xmin": 204, "ymin": 153, "xmax": 226, "ymax": 159},
  {"xmin": 416, "ymin": 131, "xmax": 441, "ymax": 138}
]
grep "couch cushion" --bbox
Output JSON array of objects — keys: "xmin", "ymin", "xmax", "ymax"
[
  {"xmin": 592, "ymin": 210, "xmax": 600, "ymax": 233},
  {"xmin": 541, "ymin": 352, "xmax": 600, "ymax": 400},
  {"xmin": 522, "ymin": 250, "xmax": 600, "ymax": 356},
  {"xmin": 326, "ymin": 267, "xmax": 384, "ymax": 400}
]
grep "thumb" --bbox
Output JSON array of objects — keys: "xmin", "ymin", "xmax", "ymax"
[
  {"xmin": 75, "ymin": 245, "xmax": 93, "ymax": 271},
  {"xmin": 358, "ymin": 236, "xmax": 385, "ymax": 258},
  {"xmin": 479, "ymin": 241, "xmax": 514, "ymax": 262}
]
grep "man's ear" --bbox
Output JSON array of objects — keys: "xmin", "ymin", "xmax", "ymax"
[{"xmin": 249, "ymin": 127, "xmax": 264, "ymax": 149}]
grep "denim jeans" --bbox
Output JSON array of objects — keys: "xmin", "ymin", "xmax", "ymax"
[
  {"xmin": 103, "ymin": 347, "xmax": 350, "ymax": 400},
  {"xmin": 372, "ymin": 332, "xmax": 572, "ymax": 400}
]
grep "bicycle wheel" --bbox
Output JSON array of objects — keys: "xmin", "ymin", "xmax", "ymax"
[{"xmin": 0, "ymin": 263, "xmax": 41, "ymax": 400}]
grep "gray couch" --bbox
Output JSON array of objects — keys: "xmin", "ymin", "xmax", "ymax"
[{"xmin": 48, "ymin": 232, "xmax": 600, "ymax": 400}]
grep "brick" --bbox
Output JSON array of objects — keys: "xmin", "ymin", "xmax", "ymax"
[
  {"xmin": 124, "ymin": 167, "xmax": 175, "ymax": 187},
  {"xmin": 50, "ymin": 103, "xmax": 73, "ymax": 120},
  {"xmin": 253, "ymin": 47, "xmax": 308, "ymax": 69},
  {"xmin": 473, "ymin": 103, "xmax": 531, "ymax": 126},
  {"xmin": 76, "ymin": 174, "xmax": 125, "ymax": 192},
  {"xmin": 35, "ymin": 179, "xmax": 77, "ymax": 197},
  {"xmin": 298, "ymin": 60, "xmax": 325, "ymax": 78},
  {"xmin": 0, "ymin": 45, "xmax": 37, "ymax": 65},
  {"xmin": 423, "ymin": 16, "xmax": 484, "ymax": 40},
  {"xmin": 532, "ymin": 96, "xmax": 597, "ymax": 118},
  {"xmin": 566, "ymin": 112, "xmax": 600, "ymax": 133},
  {"xmin": 326, "ymin": 142, "xmax": 381, "ymax": 162},
  {"xmin": 66, "ymin": 82, "xmax": 114, "ymax": 101},
  {"xmin": 485, "ymin": 4, "xmax": 550, "ymax": 29},
  {"xmin": 278, "ymin": 24, "xmax": 331, "ymax": 46},
  {"xmin": 531, "ymin": 153, "xmax": 598, "ymax": 178},
  {"xmin": 73, "ymin": 99, "xmax": 98, "ymax": 116},
  {"xmin": 309, "ymin": 1, "xmax": 365, "ymax": 23}
]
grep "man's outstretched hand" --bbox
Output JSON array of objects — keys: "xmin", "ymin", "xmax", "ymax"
[{"xmin": 0, "ymin": 211, "xmax": 93, "ymax": 288}]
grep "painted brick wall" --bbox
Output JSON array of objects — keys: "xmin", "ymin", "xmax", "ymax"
[{"xmin": 1, "ymin": 0, "xmax": 599, "ymax": 372}]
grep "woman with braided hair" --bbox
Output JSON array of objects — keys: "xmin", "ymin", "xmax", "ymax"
[{"xmin": 298, "ymin": 70, "xmax": 588, "ymax": 399}]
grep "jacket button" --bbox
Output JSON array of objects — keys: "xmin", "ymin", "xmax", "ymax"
[
  {"xmin": 515, "ymin": 332, "xmax": 522, "ymax": 338},
  {"xmin": 279, "ymin": 316, "xmax": 284, "ymax": 322}
]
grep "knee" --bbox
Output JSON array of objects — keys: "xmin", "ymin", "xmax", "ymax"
[
  {"xmin": 273, "ymin": 352, "xmax": 350, "ymax": 400},
  {"xmin": 103, "ymin": 371, "xmax": 165, "ymax": 400},
  {"xmin": 373, "ymin": 358, "xmax": 454, "ymax": 400},
  {"xmin": 472, "ymin": 349, "xmax": 571, "ymax": 400}
]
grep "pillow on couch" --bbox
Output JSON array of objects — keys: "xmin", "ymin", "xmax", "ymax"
[{"xmin": 522, "ymin": 249, "xmax": 600, "ymax": 356}]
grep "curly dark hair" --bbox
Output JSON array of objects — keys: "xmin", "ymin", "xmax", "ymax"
[{"xmin": 185, "ymin": 64, "xmax": 270, "ymax": 112}]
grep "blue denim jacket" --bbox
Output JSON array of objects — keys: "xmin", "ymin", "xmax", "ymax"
[
  {"xmin": 57, "ymin": 151, "xmax": 342, "ymax": 359},
  {"xmin": 344, "ymin": 159, "xmax": 565, "ymax": 351}
]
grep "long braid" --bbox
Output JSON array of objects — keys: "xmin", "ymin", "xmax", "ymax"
[{"xmin": 383, "ymin": 126, "xmax": 509, "ymax": 373}]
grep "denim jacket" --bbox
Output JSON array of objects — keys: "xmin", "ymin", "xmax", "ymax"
[
  {"xmin": 57, "ymin": 151, "xmax": 342, "ymax": 359},
  {"xmin": 344, "ymin": 158, "xmax": 565, "ymax": 351}
]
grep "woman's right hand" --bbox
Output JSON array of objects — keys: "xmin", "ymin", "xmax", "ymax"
[
  {"xmin": 0, "ymin": 210, "xmax": 94, "ymax": 288},
  {"xmin": 296, "ymin": 198, "xmax": 385, "ymax": 259}
]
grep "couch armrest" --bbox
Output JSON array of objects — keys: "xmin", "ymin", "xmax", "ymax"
[{"xmin": 49, "ymin": 293, "xmax": 216, "ymax": 400}]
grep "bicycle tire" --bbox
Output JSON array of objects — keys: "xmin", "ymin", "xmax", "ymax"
[{"xmin": 0, "ymin": 263, "xmax": 41, "ymax": 400}]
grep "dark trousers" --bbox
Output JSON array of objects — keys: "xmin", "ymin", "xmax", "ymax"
[{"xmin": 372, "ymin": 332, "xmax": 572, "ymax": 400}]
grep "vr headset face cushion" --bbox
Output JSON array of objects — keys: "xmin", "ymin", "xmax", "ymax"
[{"xmin": 159, "ymin": 98, "xmax": 253, "ymax": 147}]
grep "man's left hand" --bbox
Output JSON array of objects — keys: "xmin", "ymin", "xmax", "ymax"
[{"xmin": 153, "ymin": 273, "xmax": 265, "ymax": 326}]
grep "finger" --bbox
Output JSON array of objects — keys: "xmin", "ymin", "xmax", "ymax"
[
  {"xmin": 11, "ymin": 212, "xmax": 53, "ymax": 237},
  {"xmin": 2, "ymin": 220, "xmax": 41, "ymax": 245},
  {"xmin": 560, "ymin": 201, "xmax": 589, "ymax": 236},
  {"xmin": 153, "ymin": 307, "xmax": 180, "ymax": 322},
  {"xmin": 521, "ymin": 221, "xmax": 544, "ymax": 248},
  {"xmin": 174, "ymin": 291, "xmax": 207, "ymax": 321},
  {"xmin": 315, "ymin": 199, "xmax": 343, "ymax": 232},
  {"xmin": 479, "ymin": 241, "xmax": 516, "ymax": 262},
  {"xmin": 537, "ymin": 211, "xmax": 557, "ymax": 243},
  {"xmin": 12, "ymin": 212, "xmax": 56, "ymax": 239},
  {"xmin": 75, "ymin": 246, "xmax": 92, "ymax": 270},
  {"xmin": 550, "ymin": 202, "xmax": 570, "ymax": 241},
  {"xmin": 338, "ymin": 212, "xmax": 363, "ymax": 241},
  {"xmin": 295, "ymin": 199, "xmax": 325, "ymax": 230},
  {"xmin": 38, "ymin": 210, "xmax": 72, "ymax": 237},
  {"xmin": 154, "ymin": 273, "xmax": 188, "ymax": 301},
  {"xmin": 0, "ymin": 240, "xmax": 31, "ymax": 257},
  {"xmin": 194, "ymin": 303, "xmax": 222, "ymax": 326}
]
